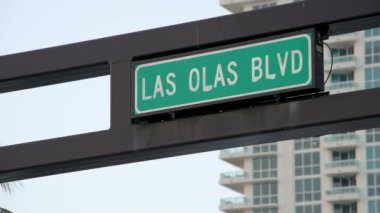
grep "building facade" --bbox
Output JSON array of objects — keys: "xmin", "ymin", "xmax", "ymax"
[{"xmin": 219, "ymin": 1, "xmax": 380, "ymax": 213}]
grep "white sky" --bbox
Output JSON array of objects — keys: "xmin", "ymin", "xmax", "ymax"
[{"xmin": 0, "ymin": 1, "xmax": 240, "ymax": 212}]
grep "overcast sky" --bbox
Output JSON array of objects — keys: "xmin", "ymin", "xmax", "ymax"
[{"xmin": 0, "ymin": 1, "xmax": 241, "ymax": 212}]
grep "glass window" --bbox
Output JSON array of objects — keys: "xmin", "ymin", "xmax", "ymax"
[
  {"xmin": 366, "ymin": 128, "xmax": 380, "ymax": 143},
  {"xmin": 333, "ymin": 204, "xmax": 357, "ymax": 213},
  {"xmin": 365, "ymin": 27, "xmax": 380, "ymax": 37},
  {"xmin": 375, "ymin": 41, "xmax": 380, "ymax": 53},
  {"xmin": 304, "ymin": 154, "xmax": 311, "ymax": 165},
  {"xmin": 252, "ymin": 143, "xmax": 278, "ymax": 154},
  {"xmin": 314, "ymin": 178, "xmax": 320, "ymax": 189},
  {"xmin": 253, "ymin": 182, "xmax": 278, "ymax": 205},
  {"xmin": 296, "ymin": 180, "xmax": 303, "ymax": 193},
  {"xmin": 294, "ymin": 137, "xmax": 320, "ymax": 150},
  {"xmin": 295, "ymin": 152, "xmax": 320, "ymax": 176},
  {"xmin": 270, "ymin": 144, "xmax": 277, "ymax": 152},
  {"xmin": 331, "ymin": 73, "xmax": 354, "ymax": 83},
  {"xmin": 368, "ymin": 173, "xmax": 380, "ymax": 197},
  {"xmin": 253, "ymin": 157, "xmax": 277, "ymax": 180},
  {"xmin": 295, "ymin": 178, "xmax": 321, "ymax": 203},
  {"xmin": 270, "ymin": 157, "xmax": 277, "ymax": 168},
  {"xmin": 295, "ymin": 205, "xmax": 321, "ymax": 213},
  {"xmin": 313, "ymin": 152, "xmax": 320, "ymax": 164},
  {"xmin": 365, "ymin": 41, "xmax": 380, "ymax": 66},
  {"xmin": 367, "ymin": 146, "xmax": 380, "ymax": 170},
  {"xmin": 262, "ymin": 158, "xmax": 269, "ymax": 169},
  {"xmin": 369, "ymin": 201, "xmax": 376, "ymax": 213},
  {"xmin": 366, "ymin": 42, "xmax": 373, "ymax": 54},
  {"xmin": 296, "ymin": 206, "xmax": 303, "ymax": 213},
  {"xmin": 332, "ymin": 150, "xmax": 355, "ymax": 161},
  {"xmin": 368, "ymin": 200, "xmax": 380, "ymax": 213},
  {"xmin": 332, "ymin": 47, "xmax": 353, "ymax": 57},
  {"xmin": 333, "ymin": 176, "xmax": 356, "ymax": 188}
]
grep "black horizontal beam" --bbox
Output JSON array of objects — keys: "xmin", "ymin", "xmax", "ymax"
[
  {"xmin": 134, "ymin": 88, "xmax": 380, "ymax": 150},
  {"xmin": 1, "ymin": 88, "xmax": 380, "ymax": 183},
  {"xmin": 0, "ymin": 0, "xmax": 380, "ymax": 182}
]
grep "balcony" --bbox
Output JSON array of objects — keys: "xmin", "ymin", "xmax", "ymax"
[
  {"xmin": 326, "ymin": 33, "xmax": 358, "ymax": 46},
  {"xmin": 220, "ymin": 196, "xmax": 278, "ymax": 213},
  {"xmin": 325, "ymin": 187, "xmax": 361, "ymax": 203},
  {"xmin": 220, "ymin": 147, "xmax": 252, "ymax": 158},
  {"xmin": 325, "ymin": 160, "xmax": 360, "ymax": 176},
  {"xmin": 220, "ymin": 171, "xmax": 249, "ymax": 193},
  {"xmin": 220, "ymin": 0, "xmax": 280, "ymax": 13},
  {"xmin": 220, "ymin": 145, "xmax": 277, "ymax": 168},
  {"xmin": 220, "ymin": 0, "xmax": 252, "ymax": 5},
  {"xmin": 220, "ymin": 147, "xmax": 252, "ymax": 168},
  {"xmin": 220, "ymin": 0, "xmax": 253, "ymax": 13},
  {"xmin": 325, "ymin": 81, "xmax": 358, "ymax": 94},
  {"xmin": 220, "ymin": 171, "xmax": 277, "ymax": 193},
  {"xmin": 324, "ymin": 133, "xmax": 360, "ymax": 149},
  {"xmin": 324, "ymin": 55, "xmax": 357, "ymax": 72}
]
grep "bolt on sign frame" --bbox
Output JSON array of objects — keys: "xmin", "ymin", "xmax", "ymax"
[{"xmin": 1, "ymin": 0, "xmax": 380, "ymax": 183}]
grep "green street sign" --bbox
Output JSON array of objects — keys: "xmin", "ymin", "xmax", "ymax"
[{"xmin": 134, "ymin": 32, "xmax": 322, "ymax": 116}]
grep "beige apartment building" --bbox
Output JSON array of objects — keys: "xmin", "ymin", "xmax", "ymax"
[{"xmin": 219, "ymin": 0, "xmax": 380, "ymax": 213}]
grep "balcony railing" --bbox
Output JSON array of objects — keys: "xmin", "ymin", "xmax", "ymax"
[
  {"xmin": 220, "ymin": 171, "xmax": 247, "ymax": 180},
  {"xmin": 220, "ymin": 0, "xmax": 253, "ymax": 4},
  {"xmin": 220, "ymin": 196, "xmax": 278, "ymax": 208},
  {"xmin": 324, "ymin": 132, "xmax": 358, "ymax": 142},
  {"xmin": 221, "ymin": 144, "xmax": 277, "ymax": 158},
  {"xmin": 220, "ymin": 196, "xmax": 247, "ymax": 205},
  {"xmin": 325, "ymin": 55, "xmax": 356, "ymax": 65},
  {"xmin": 325, "ymin": 160, "xmax": 360, "ymax": 169},
  {"xmin": 221, "ymin": 170, "xmax": 277, "ymax": 181},
  {"xmin": 220, "ymin": 147, "xmax": 250, "ymax": 155},
  {"xmin": 326, "ymin": 187, "xmax": 360, "ymax": 195},
  {"xmin": 325, "ymin": 81, "xmax": 357, "ymax": 91}
]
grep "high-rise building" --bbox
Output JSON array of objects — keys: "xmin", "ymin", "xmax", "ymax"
[{"xmin": 219, "ymin": 1, "xmax": 380, "ymax": 213}]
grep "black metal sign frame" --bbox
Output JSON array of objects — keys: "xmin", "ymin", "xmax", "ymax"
[
  {"xmin": 0, "ymin": 0, "xmax": 380, "ymax": 182},
  {"xmin": 131, "ymin": 28, "xmax": 324, "ymax": 120}
]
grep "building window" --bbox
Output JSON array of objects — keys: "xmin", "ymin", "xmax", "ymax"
[
  {"xmin": 295, "ymin": 178, "xmax": 321, "ymax": 202},
  {"xmin": 253, "ymin": 143, "xmax": 277, "ymax": 154},
  {"xmin": 253, "ymin": 156, "xmax": 277, "ymax": 179},
  {"xmin": 295, "ymin": 152, "xmax": 320, "ymax": 176},
  {"xmin": 367, "ymin": 146, "xmax": 380, "ymax": 169},
  {"xmin": 368, "ymin": 200, "xmax": 380, "ymax": 212},
  {"xmin": 333, "ymin": 204, "xmax": 357, "ymax": 213},
  {"xmin": 331, "ymin": 72, "xmax": 354, "ymax": 83},
  {"xmin": 332, "ymin": 150, "xmax": 355, "ymax": 161},
  {"xmin": 365, "ymin": 41, "xmax": 380, "ymax": 65},
  {"xmin": 294, "ymin": 137, "xmax": 320, "ymax": 151},
  {"xmin": 365, "ymin": 67, "xmax": 380, "ymax": 89},
  {"xmin": 368, "ymin": 173, "xmax": 380, "ymax": 197},
  {"xmin": 253, "ymin": 182, "xmax": 278, "ymax": 205},
  {"xmin": 365, "ymin": 27, "xmax": 380, "ymax": 37},
  {"xmin": 332, "ymin": 47, "xmax": 354, "ymax": 57},
  {"xmin": 252, "ymin": 2, "xmax": 277, "ymax": 10},
  {"xmin": 367, "ymin": 128, "xmax": 380, "ymax": 143},
  {"xmin": 333, "ymin": 176, "xmax": 356, "ymax": 188},
  {"xmin": 253, "ymin": 208, "xmax": 277, "ymax": 213},
  {"xmin": 296, "ymin": 204, "xmax": 321, "ymax": 213}
]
